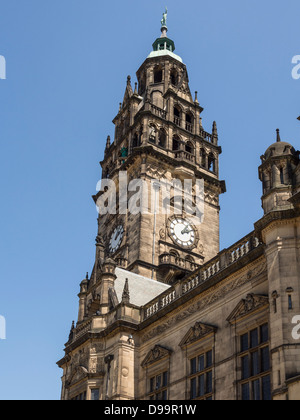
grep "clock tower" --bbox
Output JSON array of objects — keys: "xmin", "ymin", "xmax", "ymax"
[{"xmin": 93, "ymin": 19, "xmax": 226, "ymax": 284}]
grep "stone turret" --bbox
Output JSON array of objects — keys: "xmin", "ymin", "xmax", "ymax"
[
  {"xmin": 256, "ymin": 129, "xmax": 300, "ymax": 399},
  {"xmin": 259, "ymin": 129, "xmax": 300, "ymax": 214}
]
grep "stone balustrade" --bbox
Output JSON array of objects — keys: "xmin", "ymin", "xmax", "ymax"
[{"xmin": 143, "ymin": 232, "xmax": 262, "ymax": 321}]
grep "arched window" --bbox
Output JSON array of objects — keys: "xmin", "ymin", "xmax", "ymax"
[
  {"xmin": 170, "ymin": 250, "xmax": 180, "ymax": 258},
  {"xmin": 186, "ymin": 112, "xmax": 194, "ymax": 132},
  {"xmin": 200, "ymin": 149, "xmax": 206, "ymax": 168},
  {"xmin": 132, "ymin": 133, "xmax": 139, "ymax": 149},
  {"xmin": 139, "ymin": 73, "xmax": 146, "ymax": 96},
  {"xmin": 208, "ymin": 153, "xmax": 216, "ymax": 173},
  {"xmin": 185, "ymin": 141, "xmax": 194, "ymax": 155},
  {"xmin": 174, "ymin": 106, "xmax": 181, "ymax": 125},
  {"xmin": 172, "ymin": 135, "xmax": 181, "ymax": 151},
  {"xmin": 170, "ymin": 69, "xmax": 178, "ymax": 86},
  {"xmin": 280, "ymin": 167, "xmax": 285, "ymax": 184},
  {"xmin": 149, "ymin": 124, "xmax": 156, "ymax": 144},
  {"xmin": 159, "ymin": 129, "xmax": 167, "ymax": 148},
  {"xmin": 154, "ymin": 66, "xmax": 163, "ymax": 84}
]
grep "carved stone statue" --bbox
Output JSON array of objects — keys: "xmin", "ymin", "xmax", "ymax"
[{"xmin": 161, "ymin": 7, "xmax": 168, "ymax": 28}]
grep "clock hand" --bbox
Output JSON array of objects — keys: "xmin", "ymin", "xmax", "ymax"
[
  {"xmin": 114, "ymin": 231, "xmax": 121, "ymax": 242},
  {"xmin": 181, "ymin": 226, "xmax": 192, "ymax": 235}
]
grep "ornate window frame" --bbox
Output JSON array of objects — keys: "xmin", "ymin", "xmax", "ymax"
[
  {"xmin": 141, "ymin": 345, "xmax": 173, "ymax": 400},
  {"xmin": 227, "ymin": 293, "xmax": 271, "ymax": 400},
  {"xmin": 179, "ymin": 321, "xmax": 217, "ymax": 400}
]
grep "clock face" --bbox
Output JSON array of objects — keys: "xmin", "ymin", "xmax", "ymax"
[
  {"xmin": 109, "ymin": 225, "xmax": 124, "ymax": 254},
  {"xmin": 169, "ymin": 218, "xmax": 196, "ymax": 248}
]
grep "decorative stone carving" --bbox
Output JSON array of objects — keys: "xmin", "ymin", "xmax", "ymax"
[
  {"xmin": 159, "ymin": 228, "xmax": 166, "ymax": 240},
  {"xmin": 226, "ymin": 293, "xmax": 269, "ymax": 324},
  {"xmin": 141, "ymin": 345, "xmax": 173, "ymax": 368},
  {"xmin": 90, "ymin": 343, "xmax": 104, "ymax": 354},
  {"xmin": 142, "ymin": 260, "xmax": 267, "ymax": 343},
  {"xmin": 89, "ymin": 357, "xmax": 98, "ymax": 374},
  {"xmin": 146, "ymin": 164, "xmax": 167, "ymax": 179},
  {"xmin": 179, "ymin": 322, "xmax": 217, "ymax": 347}
]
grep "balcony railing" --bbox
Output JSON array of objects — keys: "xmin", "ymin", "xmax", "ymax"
[
  {"xmin": 174, "ymin": 116, "xmax": 181, "ymax": 126},
  {"xmin": 174, "ymin": 150, "xmax": 196, "ymax": 164},
  {"xmin": 186, "ymin": 122, "xmax": 193, "ymax": 133},
  {"xmin": 159, "ymin": 253, "xmax": 200, "ymax": 272},
  {"xmin": 143, "ymin": 232, "xmax": 263, "ymax": 321},
  {"xmin": 151, "ymin": 104, "xmax": 167, "ymax": 120},
  {"xmin": 200, "ymin": 129, "xmax": 213, "ymax": 144}
]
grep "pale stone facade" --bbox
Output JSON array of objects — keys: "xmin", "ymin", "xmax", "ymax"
[{"xmin": 57, "ymin": 24, "xmax": 300, "ymax": 401}]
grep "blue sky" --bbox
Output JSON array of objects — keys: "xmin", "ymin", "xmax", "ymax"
[{"xmin": 0, "ymin": 0, "xmax": 299, "ymax": 400}]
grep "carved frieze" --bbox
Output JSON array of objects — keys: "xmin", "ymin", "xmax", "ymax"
[{"xmin": 141, "ymin": 260, "xmax": 267, "ymax": 343}]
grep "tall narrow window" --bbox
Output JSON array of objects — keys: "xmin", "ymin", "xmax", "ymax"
[
  {"xmin": 154, "ymin": 67, "xmax": 163, "ymax": 83},
  {"xmin": 186, "ymin": 112, "xmax": 194, "ymax": 132},
  {"xmin": 208, "ymin": 154, "xmax": 216, "ymax": 173},
  {"xmin": 149, "ymin": 371, "xmax": 169, "ymax": 400},
  {"xmin": 200, "ymin": 149, "xmax": 206, "ymax": 168},
  {"xmin": 185, "ymin": 141, "xmax": 194, "ymax": 155},
  {"xmin": 132, "ymin": 133, "xmax": 139, "ymax": 149},
  {"xmin": 170, "ymin": 69, "xmax": 178, "ymax": 86},
  {"xmin": 288, "ymin": 295, "xmax": 293, "ymax": 310},
  {"xmin": 174, "ymin": 106, "xmax": 181, "ymax": 126},
  {"xmin": 139, "ymin": 73, "xmax": 146, "ymax": 96},
  {"xmin": 172, "ymin": 136, "xmax": 180, "ymax": 151},
  {"xmin": 90, "ymin": 389, "xmax": 100, "ymax": 401},
  {"xmin": 158, "ymin": 129, "xmax": 166, "ymax": 148},
  {"xmin": 239, "ymin": 324, "xmax": 271, "ymax": 401},
  {"xmin": 189, "ymin": 350, "xmax": 213, "ymax": 400},
  {"xmin": 280, "ymin": 168, "xmax": 284, "ymax": 184}
]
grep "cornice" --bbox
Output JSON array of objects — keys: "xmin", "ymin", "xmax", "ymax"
[{"xmin": 254, "ymin": 208, "xmax": 300, "ymax": 238}]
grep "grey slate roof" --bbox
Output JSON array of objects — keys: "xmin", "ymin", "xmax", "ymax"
[{"xmin": 114, "ymin": 268, "xmax": 171, "ymax": 307}]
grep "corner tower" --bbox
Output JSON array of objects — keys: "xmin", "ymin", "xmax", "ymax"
[
  {"xmin": 94, "ymin": 14, "xmax": 226, "ymax": 284},
  {"xmin": 256, "ymin": 129, "xmax": 300, "ymax": 399}
]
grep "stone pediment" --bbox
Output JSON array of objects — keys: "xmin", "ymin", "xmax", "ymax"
[
  {"xmin": 66, "ymin": 365, "xmax": 89, "ymax": 388},
  {"xmin": 179, "ymin": 322, "xmax": 217, "ymax": 348},
  {"xmin": 227, "ymin": 293, "xmax": 269, "ymax": 324},
  {"xmin": 141, "ymin": 345, "xmax": 173, "ymax": 368}
]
